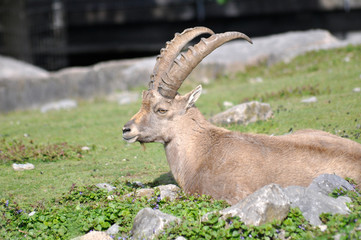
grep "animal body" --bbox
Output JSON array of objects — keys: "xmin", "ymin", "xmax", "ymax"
[{"xmin": 123, "ymin": 27, "xmax": 361, "ymax": 205}]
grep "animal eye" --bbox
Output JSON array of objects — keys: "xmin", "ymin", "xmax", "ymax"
[{"xmin": 157, "ymin": 108, "xmax": 168, "ymax": 114}]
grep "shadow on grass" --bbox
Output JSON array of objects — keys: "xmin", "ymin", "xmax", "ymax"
[{"xmin": 149, "ymin": 171, "xmax": 178, "ymax": 187}]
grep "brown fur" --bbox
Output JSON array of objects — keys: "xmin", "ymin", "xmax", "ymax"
[{"xmin": 123, "ymin": 89, "xmax": 361, "ymax": 205}]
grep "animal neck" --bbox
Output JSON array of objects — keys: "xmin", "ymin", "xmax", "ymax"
[{"xmin": 164, "ymin": 107, "xmax": 228, "ymax": 192}]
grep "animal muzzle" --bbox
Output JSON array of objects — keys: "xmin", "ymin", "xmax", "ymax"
[{"xmin": 122, "ymin": 121, "xmax": 139, "ymax": 143}]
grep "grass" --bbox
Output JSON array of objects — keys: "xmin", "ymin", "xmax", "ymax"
[{"xmin": 0, "ymin": 44, "xmax": 361, "ymax": 239}]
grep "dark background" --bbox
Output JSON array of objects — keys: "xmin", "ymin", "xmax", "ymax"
[{"xmin": 1, "ymin": 0, "xmax": 360, "ymax": 71}]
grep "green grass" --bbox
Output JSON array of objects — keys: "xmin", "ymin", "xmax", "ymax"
[{"xmin": 1, "ymin": 45, "xmax": 361, "ymax": 239}]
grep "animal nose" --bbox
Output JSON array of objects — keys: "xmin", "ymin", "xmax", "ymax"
[{"xmin": 122, "ymin": 127, "xmax": 131, "ymax": 134}]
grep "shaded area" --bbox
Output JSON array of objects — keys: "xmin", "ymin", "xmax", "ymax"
[
  {"xmin": 1, "ymin": 0, "xmax": 361, "ymax": 70},
  {"xmin": 150, "ymin": 172, "xmax": 177, "ymax": 187}
]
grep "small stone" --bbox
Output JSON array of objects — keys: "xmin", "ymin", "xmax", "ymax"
[
  {"xmin": 106, "ymin": 224, "xmax": 119, "ymax": 235},
  {"xmin": 249, "ymin": 77, "xmax": 263, "ymax": 83},
  {"xmin": 158, "ymin": 184, "xmax": 181, "ymax": 201},
  {"xmin": 24, "ymin": 133, "xmax": 29, "ymax": 138},
  {"xmin": 96, "ymin": 183, "xmax": 116, "ymax": 192},
  {"xmin": 353, "ymin": 87, "xmax": 360, "ymax": 93},
  {"xmin": 28, "ymin": 211, "xmax": 36, "ymax": 216},
  {"xmin": 318, "ymin": 224, "xmax": 327, "ymax": 232},
  {"xmin": 301, "ymin": 96, "xmax": 317, "ymax": 103},
  {"xmin": 12, "ymin": 163, "xmax": 35, "ymax": 171},
  {"xmin": 81, "ymin": 146, "xmax": 90, "ymax": 151},
  {"xmin": 78, "ymin": 231, "xmax": 112, "ymax": 240},
  {"xmin": 334, "ymin": 233, "xmax": 343, "ymax": 240},
  {"xmin": 135, "ymin": 189, "xmax": 154, "ymax": 198},
  {"xmin": 107, "ymin": 195, "xmax": 115, "ymax": 200},
  {"xmin": 133, "ymin": 181, "xmax": 145, "ymax": 188},
  {"xmin": 223, "ymin": 101, "xmax": 234, "ymax": 108},
  {"xmin": 175, "ymin": 237, "xmax": 187, "ymax": 240}
]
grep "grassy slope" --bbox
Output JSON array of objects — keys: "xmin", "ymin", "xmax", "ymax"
[{"xmin": 0, "ymin": 45, "xmax": 360, "ymax": 207}]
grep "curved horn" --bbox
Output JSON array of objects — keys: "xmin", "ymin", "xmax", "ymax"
[
  {"xmin": 158, "ymin": 31, "xmax": 252, "ymax": 99},
  {"xmin": 149, "ymin": 27, "xmax": 214, "ymax": 91}
]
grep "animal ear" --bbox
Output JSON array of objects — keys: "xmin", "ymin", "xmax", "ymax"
[{"xmin": 185, "ymin": 85, "xmax": 202, "ymax": 109}]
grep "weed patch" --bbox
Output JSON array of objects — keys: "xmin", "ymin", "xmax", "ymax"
[{"xmin": 0, "ymin": 138, "xmax": 84, "ymax": 164}]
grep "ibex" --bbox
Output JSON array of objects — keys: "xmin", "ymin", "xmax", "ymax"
[{"xmin": 123, "ymin": 27, "xmax": 361, "ymax": 205}]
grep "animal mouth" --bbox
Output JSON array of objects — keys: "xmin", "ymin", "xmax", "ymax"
[{"xmin": 123, "ymin": 135, "xmax": 138, "ymax": 143}]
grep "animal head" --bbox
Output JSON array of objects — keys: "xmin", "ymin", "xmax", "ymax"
[{"xmin": 122, "ymin": 27, "xmax": 252, "ymax": 144}]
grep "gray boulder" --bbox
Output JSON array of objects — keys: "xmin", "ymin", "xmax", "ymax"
[
  {"xmin": 131, "ymin": 208, "xmax": 180, "ymax": 240},
  {"xmin": 209, "ymin": 101, "xmax": 273, "ymax": 125},
  {"xmin": 203, "ymin": 184, "xmax": 290, "ymax": 226},
  {"xmin": 307, "ymin": 174, "xmax": 357, "ymax": 196},
  {"xmin": 284, "ymin": 176, "xmax": 353, "ymax": 226}
]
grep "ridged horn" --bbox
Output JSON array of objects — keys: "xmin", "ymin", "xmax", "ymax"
[
  {"xmin": 149, "ymin": 27, "xmax": 214, "ymax": 91},
  {"xmin": 157, "ymin": 31, "xmax": 252, "ymax": 99}
]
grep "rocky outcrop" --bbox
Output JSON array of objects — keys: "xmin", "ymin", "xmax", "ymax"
[
  {"xmin": 2, "ymin": 29, "xmax": 361, "ymax": 113},
  {"xmin": 285, "ymin": 174, "xmax": 354, "ymax": 226},
  {"xmin": 202, "ymin": 184, "xmax": 290, "ymax": 226}
]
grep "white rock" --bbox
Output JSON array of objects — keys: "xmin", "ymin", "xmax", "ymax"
[
  {"xmin": 353, "ymin": 87, "xmax": 360, "ymax": 93},
  {"xmin": 249, "ymin": 77, "xmax": 263, "ymax": 83},
  {"xmin": 81, "ymin": 146, "xmax": 90, "ymax": 151},
  {"xmin": 12, "ymin": 163, "xmax": 35, "ymax": 171},
  {"xmin": 40, "ymin": 99, "xmax": 77, "ymax": 113},
  {"xmin": 175, "ymin": 237, "xmax": 187, "ymax": 240},
  {"xmin": 318, "ymin": 225, "xmax": 327, "ymax": 231},
  {"xmin": 301, "ymin": 96, "xmax": 317, "ymax": 103},
  {"xmin": 28, "ymin": 211, "xmax": 36, "ymax": 216},
  {"xmin": 223, "ymin": 101, "xmax": 234, "ymax": 108}
]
